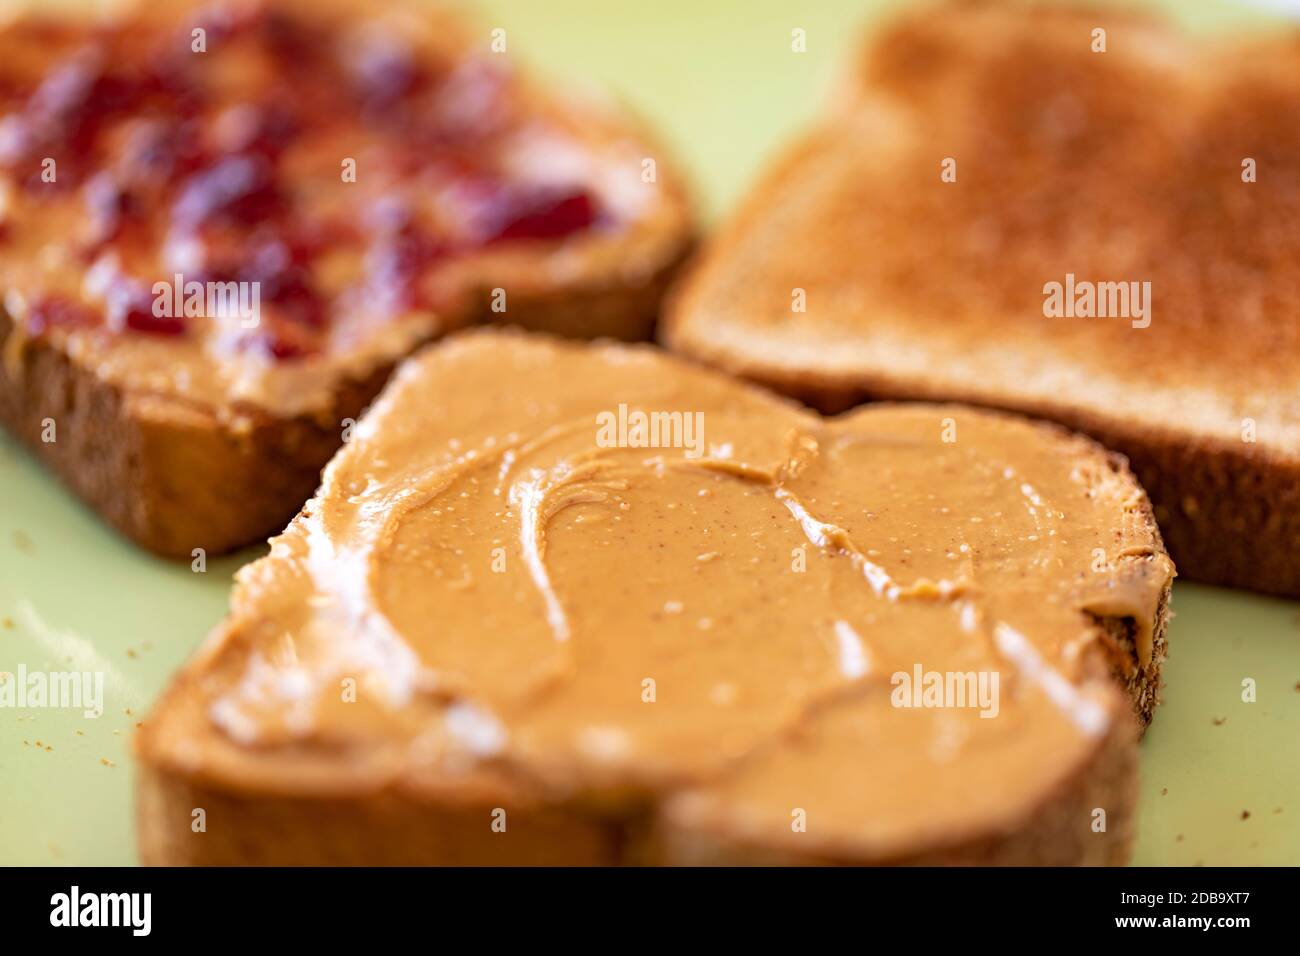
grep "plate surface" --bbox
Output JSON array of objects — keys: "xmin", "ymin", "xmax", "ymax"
[{"xmin": 1, "ymin": 0, "xmax": 1296, "ymax": 866}]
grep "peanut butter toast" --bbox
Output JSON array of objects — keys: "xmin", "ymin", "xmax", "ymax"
[
  {"xmin": 664, "ymin": 0, "xmax": 1299, "ymax": 596},
  {"xmin": 0, "ymin": 0, "xmax": 692, "ymax": 557},
  {"xmin": 137, "ymin": 329, "xmax": 1173, "ymax": 865}
]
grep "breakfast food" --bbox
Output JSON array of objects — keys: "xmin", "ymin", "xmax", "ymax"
[
  {"xmin": 136, "ymin": 330, "xmax": 1173, "ymax": 865},
  {"xmin": 0, "ymin": 0, "xmax": 691, "ymax": 556},
  {"xmin": 663, "ymin": 0, "xmax": 1300, "ymax": 597}
]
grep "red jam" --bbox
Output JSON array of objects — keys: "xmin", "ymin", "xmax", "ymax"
[
  {"xmin": 243, "ymin": 321, "xmax": 320, "ymax": 361},
  {"xmin": 236, "ymin": 232, "xmax": 327, "ymax": 329},
  {"xmin": 82, "ymin": 170, "xmax": 140, "ymax": 247},
  {"xmin": 369, "ymin": 221, "xmax": 446, "ymax": 311},
  {"xmin": 0, "ymin": 3, "xmax": 605, "ymax": 360},
  {"xmin": 22, "ymin": 295, "xmax": 99, "ymax": 336},
  {"xmin": 120, "ymin": 302, "xmax": 187, "ymax": 337},
  {"xmin": 116, "ymin": 117, "xmax": 208, "ymax": 184},
  {"xmin": 486, "ymin": 189, "xmax": 597, "ymax": 243},
  {"xmin": 108, "ymin": 282, "xmax": 186, "ymax": 337},
  {"xmin": 173, "ymin": 155, "xmax": 287, "ymax": 230}
]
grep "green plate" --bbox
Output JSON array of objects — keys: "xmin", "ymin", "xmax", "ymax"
[{"xmin": 1, "ymin": 0, "xmax": 1296, "ymax": 866}]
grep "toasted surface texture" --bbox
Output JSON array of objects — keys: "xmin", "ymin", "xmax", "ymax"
[
  {"xmin": 137, "ymin": 329, "xmax": 1173, "ymax": 865},
  {"xmin": 663, "ymin": 0, "xmax": 1300, "ymax": 596},
  {"xmin": 0, "ymin": 0, "xmax": 692, "ymax": 556}
]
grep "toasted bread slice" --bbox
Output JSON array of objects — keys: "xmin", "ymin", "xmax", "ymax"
[
  {"xmin": 664, "ymin": 0, "xmax": 1300, "ymax": 597},
  {"xmin": 0, "ymin": 0, "xmax": 692, "ymax": 557},
  {"xmin": 136, "ymin": 329, "xmax": 1172, "ymax": 865}
]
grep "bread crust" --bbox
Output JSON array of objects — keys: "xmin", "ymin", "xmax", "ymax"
[
  {"xmin": 137, "ymin": 592, "xmax": 1163, "ymax": 866},
  {"xmin": 136, "ymin": 767, "xmax": 626, "ymax": 866},
  {"xmin": 136, "ymin": 719, "xmax": 1135, "ymax": 866}
]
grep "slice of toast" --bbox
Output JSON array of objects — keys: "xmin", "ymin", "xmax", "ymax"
[
  {"xmin": 0, "ymin": 0, "xmax": 692, "ymax": 557},
  {"xmin": 663, "ymin": 0, "xmax": 1300, "ymax": 597},
  {"xmin": 136, "ymin": 329, "xmax": 1173, "ymax": 865}
]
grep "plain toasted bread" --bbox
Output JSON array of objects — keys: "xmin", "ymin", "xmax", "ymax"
[
  {"xmin": 0, "ymin": 0, "xmax": 692, "ymax": 558},
  {"xmin": 663, "ymin": 0, "xmax": 1300, "ymax": 597},
  {"xmin": 136, "ymin": 329, "xmax": 1172, "ymax": 865}
]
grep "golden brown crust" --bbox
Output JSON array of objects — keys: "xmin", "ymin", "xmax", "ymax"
[
  {"xmin": 0, "ymin": 303, "xmax": 385, "ymax": 557},
  {"xmin": 136, "ymin": 767, "xmax": 625, "ymax": 866},
  {"xmin": 137, "ymin": 588, "xmax": 1160, "ymax": 866},
  {"xmin": 137, "ymin": 717, "xmax": 1135, "ymax": 866},
  {"xmin": 137, "ymin": 597, "xmax": 1164, "ymax": 866}
]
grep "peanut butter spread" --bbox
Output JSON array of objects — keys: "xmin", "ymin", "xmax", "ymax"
[
  {"xmin": 148, "ymin": 331, "xmax": 1173, "ymax": 858},
  {"xmin": 0, "ymin": 0, "xmax": 681, "ymax": 420}
]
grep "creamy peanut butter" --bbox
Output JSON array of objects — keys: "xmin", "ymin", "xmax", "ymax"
[{"xmin": 157, "ymin": 331, "xmax": 1173, "ymax": 858}]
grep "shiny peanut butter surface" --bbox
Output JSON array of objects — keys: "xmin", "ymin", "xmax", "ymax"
[{"xmin": 155, "ymin": 331, "xmax": 1172, "ymax": 855}]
